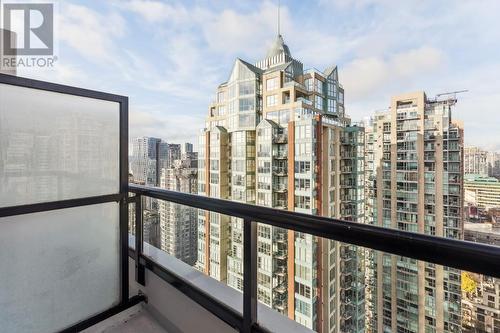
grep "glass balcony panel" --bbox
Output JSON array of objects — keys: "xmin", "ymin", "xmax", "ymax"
[
  {"xmin": 0, "ymin": 202, "xmax": 120, "ymax": 333},
  {"xmin": 0, "ymin": 83, "xmax": 120, "ymax": 207}
]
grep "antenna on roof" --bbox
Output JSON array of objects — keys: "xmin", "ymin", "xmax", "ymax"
[{"xmin": 277, "ymin": 0, "xmax": 281, "ymax": 36}]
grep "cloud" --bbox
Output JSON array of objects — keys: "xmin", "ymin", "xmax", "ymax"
[
  {"xmin": 129, "ymin": 105, "xmax": 204, "ymax": 145},
  {"xmin": 342, "ymin": 46, "xmax": 445, "ymax": 100},
  {"xmin": 121, "ymin": 0, "xmax": 190, "ymax": 24},
  {"xmin": 59, "ymin": 3, "xmax": 125, "ymax": 63},
  {"xmin": 18, "ymin": 0, "xmax": 500, "ymax": 151}
]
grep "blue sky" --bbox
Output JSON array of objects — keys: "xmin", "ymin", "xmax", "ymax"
[{"xmin": 19, "ymin": 0, "xmax": 500, "ymax": 151}]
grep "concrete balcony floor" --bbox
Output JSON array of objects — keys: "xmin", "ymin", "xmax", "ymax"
[{"xmin": 84, "ymin": 305, "xmax": 168, "ymax": 333}]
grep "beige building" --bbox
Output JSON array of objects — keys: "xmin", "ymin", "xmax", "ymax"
[
  {"xmin": 464, "ymin": 174, "xmax": 500, "ymax": 209},
  {"xmin": 159, "ymin": 154, "xmax": 198, "ymax": 265},
  {"xmin": 365, "ymin": 92, "xmax": 464, "ymax": 333},
  {"xmin": 196, "ymin": 33, "xmax": 366, "ymax": 332}
]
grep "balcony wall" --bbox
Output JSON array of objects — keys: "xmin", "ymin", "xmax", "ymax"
[{"xmin": 128, "ymin": 237, "xmax": 312, "ymax": 333}]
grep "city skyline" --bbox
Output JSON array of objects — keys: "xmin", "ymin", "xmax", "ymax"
[{"xmin": 14, "ymin": 0, "xmax": 500, "ymax": 152}]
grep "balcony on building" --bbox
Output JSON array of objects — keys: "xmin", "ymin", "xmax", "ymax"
[{"xmin": 2, "ymin": 74, "xmax": 500, "ymax": 333}]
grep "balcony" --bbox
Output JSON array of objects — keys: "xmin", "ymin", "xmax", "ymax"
[
  {"xmin": 273, "ymin": 151, "xmax": 288, "ymax": 160},
  {"xmin": 273, "ymin": 133, "xmax": 288, "ymax": 144},
  {"xmin": 2, "ymin": 74, "xmax": 500, "ymax": 333},
  {"xmin": 272, "ymin": 167, "xmax": 288, "ymax": 176},
  {"xmin": 273, "ymin": 183, "xmax": 288, "ymax": 193}
]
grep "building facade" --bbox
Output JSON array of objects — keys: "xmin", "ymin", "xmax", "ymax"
[
  {"xmin": 365, "ymin": 92, "xmax": 463, "ymax": 333},
  {"xmin": 159, "ymin": 154, "xmax": 198, "ymax": 265},
  {"xmin": 487, "ymin": 152, "xmax": 500, "ymax": 179},
  {"xmin": 196, "ymin": 34, "xmax": 366, "ymax": 332},
  {"xmin": 462, "ymin": 223, "xmax": 500, "ymax": 332},
  {"xmin": 464, "ymin": 147, "xmax": 488, "ymax": 177},
  {"xmin": 130, "ymin": 136, "xmax": 161, "ymax": 186},
  {"xmin": 464, "ymin": 174, "xmax": 500, "ymax": 210}
]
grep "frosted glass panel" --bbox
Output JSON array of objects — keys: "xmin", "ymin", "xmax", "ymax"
[
  {"xmin": 0, "ymin": 203, "xmax": 120, "ymax": 333},
  {"xmin": 0, "ymin": 83, "xmax": 120, "ymax": 207}
]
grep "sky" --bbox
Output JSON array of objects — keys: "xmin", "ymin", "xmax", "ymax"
[{"xmin": 18, "ymin": 0, "xmax": 500, "ymax": 152}]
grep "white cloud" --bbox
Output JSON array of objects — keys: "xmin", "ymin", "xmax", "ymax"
[
  {"xmin": 129, "ymin": 105, "xmax": 204, "ymax": 145},
  {"xmin": 23, "ymin": 0, "xmax": 499, "ymax": 151},
  {"xmin": 59, "ymin": 3, "xmax": 125, "ymax": 63},
  {"xmin": 342, "ymin": 46, "xmax": 445, "ymax": 100},
  {"xmin": 121, "ymin": 0, "xmax": 190, "ymax": 24}
]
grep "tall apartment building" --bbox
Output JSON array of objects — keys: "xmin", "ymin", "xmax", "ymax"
[
  {"xmin": 464, "ymin": 147, "xmax": 488, "ymax": 176},
  {"xmin": 130, "ymin": 136, "xmax": 161, "ymax": 186},
  {"xmin": 196, "ymin": 33, "xmax": 365, "ymax": 332},
  {"xmin": 130, "ymin": 137, "xmax": 182, "ymax": 186},
  {"xmin": 365, "ymin": 92, "xmax": 463, "ymax": 333},
  {"xmin": 159, "ymin": 153, "xmax": 198, "ymax": 265}
]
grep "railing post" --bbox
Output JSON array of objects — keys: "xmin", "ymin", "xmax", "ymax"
[
  {"xmin": 243, "ymin": 219, "xmax": 257, "ymax": 333},
  {"xmin": 135, "ymin": 195, "xmax": 145, "ymax": 286}
]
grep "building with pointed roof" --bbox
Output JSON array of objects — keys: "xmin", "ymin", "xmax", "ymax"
[{"xmin": 196, "ymin": 32, "xmax": 365, "ymax": 332}]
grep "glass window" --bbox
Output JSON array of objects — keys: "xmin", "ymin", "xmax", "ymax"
[
  {"xmin": 266, "ymin": 94, "xmax": 277, "ymax": 107},
  {"xmin": 266, "ymin": 77, "xmax": 278, "ymax": 91},
  {"xmin": 239, "ymin": 81, "xmax": 255, "ymax": 96},
  {"xmin": 239, "ymin": 97, "xmax": 255, "ymax": 111}
]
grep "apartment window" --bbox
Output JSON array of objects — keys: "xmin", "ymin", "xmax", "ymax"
[
  {"xmin": 257, "ymin": 272, "xmax": 271, "ymax": 288},
  {"xmin": 266, "ymin": 94, "xmax": 277, "ymax": 107},
  {"xmin": 295, "ymin": 282, "xmax": 311, "ymax": 298},
  {"xmin": 315, "ymin": 95, "xmax": 323, "ymax": 110},
  {"xmin": 296, "ymin": 299, "xmax": 311, "ymax": 316},
  {"xmin": 266, "ymin": 77, "xmax": 279, "ymax": 91},
  {"xmin": 305, "ymin": 78, "xmax": 313, "ymax": 91},
  {"xmin": 327, "ymin": 99, "xmax": 336, "ymax": 113},
  {"xmin": 257, "ymin": 241, "xmax": 271, "ymax": 255},
  {"xmin": 295, "ymin": 178, "xmax": 311, "ymax": 191},
  {"xmin": 258, "ymin": 225, "xmax": 271, "ymax": 239},
  {"xmin": 294, "ymin": 161, "xmax": 311, "ymax": 173},
  {"xmin": 239, "ymin": 97, "xmax": 255, "ymax": 112},
  {"xmin": 239, "ymin": 81, "xmax": 255, "ymax": 95},
  {"xmin": 327, "ymin": 81, "xmax": 334, "ymax": 96},
  {"xmin": 295, "ymin": 195, "xmax": 311, "ymax": 209},
  {"xmin": 217, "ymin": 91, "xmax": 225, "ymax": 103},
  {"xmin": 296, "ymin": 263, "xmax": 311, "ymax": 280},
  {"xmin": 315, "ymin": 79, "xmax": 323, "ymax": 94}
]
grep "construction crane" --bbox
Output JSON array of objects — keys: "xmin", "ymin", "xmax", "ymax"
[
  {"xmin": 434, "ymin": 89, "xmax": 468, "ymax": 104},
  {"xmin": 436, "ymin": 89, "xmax": 468, "ymax": 98}
]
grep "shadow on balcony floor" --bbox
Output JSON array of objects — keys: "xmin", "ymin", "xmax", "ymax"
[{"xmin": 83, "ymin": 304, "xmax": 168, "ymax": 333}]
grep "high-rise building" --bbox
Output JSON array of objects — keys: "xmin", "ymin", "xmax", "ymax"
[
  {"xmin": 464, "ymin": 147, "xmax": 488, "ymax": 176},
  {"xmin": 130, "ymin": 138, "xmax": 188, "ymax": 248},
  {"xmin": 183, "ymin": 142, "xmax": 194, "ymax": 155},
  {"xmin": 196, "ymin": 32, "xmax": 366, "ymax": 332},
  {"xmin": 462, "ymin": 223, "xmax": 500, "ymax": 332},
  {"xmin": 365, "ymin": 92, "xmax": 463, "ymax": 333},
  {"xmin": 131, "ymin": 138, "xmax": 182, "ymax": 186},
  {"xmin": 159, "ymin": 153, "xmax": 198, "ymax": 265},
  {"xmin": 130, "ymin": 136, "xmax": 161, "ymax": 186}
]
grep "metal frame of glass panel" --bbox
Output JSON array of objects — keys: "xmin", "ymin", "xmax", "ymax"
[{"xmin": 0, "ymin": 73, "xmax": 145, "ymax": 332}]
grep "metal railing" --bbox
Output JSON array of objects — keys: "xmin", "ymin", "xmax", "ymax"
[{"xmin": 129, "ymin": 183, "xmax": 500, "ymax": 333}]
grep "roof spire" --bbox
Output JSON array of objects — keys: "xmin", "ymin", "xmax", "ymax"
[{"xmin": 277, "ymin": 0, "xmax": 281, "ymax": 36}]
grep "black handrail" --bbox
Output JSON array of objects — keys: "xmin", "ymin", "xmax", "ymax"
[{"xmin": 129, "ymin": 184, "xmax": 500, "ymax": 279}]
